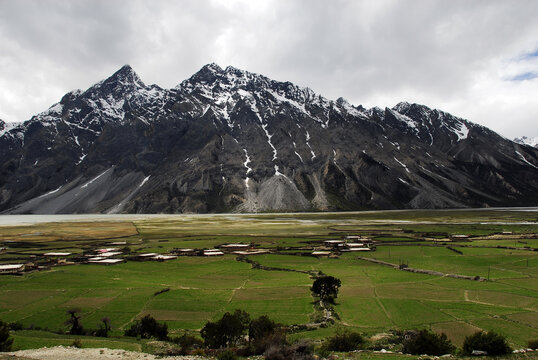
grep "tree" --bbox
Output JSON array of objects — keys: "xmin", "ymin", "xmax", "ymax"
[
  {"xmin": 65, "ymin": 308, "xmax": 84, "ymax": 335},
  {"xmin": 311, "ymin": 276, "xmax": 341, "ymax": 303},
  {"xmin": 201, "ymin": 321, "xmax": 222, "ymax": 348},
  {"xmin": 95, "ymin": 317, "xmax": 111, "ymax": 337},
  {"xmin": 402, "ymin": 329, "xmax": 454, "ymax": 355},
  {"xmin": 0, "ymin": 320, "xmax": 13, "ymax": 352},
  {"xmin": 249, "ymin": 315, "xmax": 277, "ymax": 342},
  {"xmin": 463, "ymin": 331, "xmax": 512, "ymax": 356},
  {"xmin": 201, "ymin": 310, "xmax": 250, "ymax": 348},
  {"xmin": 124, "ymin": 315, "xmax": 167, "ymax": 340}
]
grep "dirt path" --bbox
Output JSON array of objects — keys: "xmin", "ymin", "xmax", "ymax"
[{"xmin": 6, "ymin": 346, "xmax": 205, "ymax": 360}]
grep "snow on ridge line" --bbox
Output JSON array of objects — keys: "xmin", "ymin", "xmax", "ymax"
[
  {"xmin": 393, "ymin": 157, "xmax": 410, "ymax": 173},
  {"xmin": 0, "ymin": 121, "xmax": 24, "ymax": 137},
  {"xmin": 388, "ymin": 108, "xmax": 418, "ymax": 133},
  {"xmin": 107, "ymin": 174, "xmax": 151, "ymax": 214},
  {"xmin": 140, "ymin": 175, "xmax": 151, "ymax": 187},
  {"xmin": 292, "ymin": 141, "xmax": 303, "ymax": 163},
  {"xmin": 515, "ymin": 151, "xmax": 538, "ymax": 169},
  {"xmin": 239, "ymin": 142, "xmax": 252, "ymax": 190},
  {"xmin": 261, "ymin": 123, "xmax": 278, "ymax": 162},
  {"xmin": 81, "ymin": 168, "xmax": 113, "ymax": 189},
  {"xmin": 38, "ymin": 186, "xmax": 63, "ymax": 199},
  {"xmin": 76, "ymin": 154, "xmax": 87, "ymax": 165},
  {"xmin": 305, "ymin": 129, "xmax": 316, "ymax": 160},
  {"xmin": 454, "ymin": 121, "xmax": 469, "ymax": 141}
]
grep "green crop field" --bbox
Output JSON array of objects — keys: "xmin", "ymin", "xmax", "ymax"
[{"xmin": 0, "ymin": 209, "xmax": 537, "ymax": 354}]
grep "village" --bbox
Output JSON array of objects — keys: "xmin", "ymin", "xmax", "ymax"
[{"xmin": 0, "ymin": 236, "xmax": 375, "ymax": 275}]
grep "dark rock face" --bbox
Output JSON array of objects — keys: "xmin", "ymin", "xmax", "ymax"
[{"xmin": 1, "ymin": 64, "xmax": 538, "ymax": 214}]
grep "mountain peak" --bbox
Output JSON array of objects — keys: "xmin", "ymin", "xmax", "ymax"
[
  {"xmin": 85, "ymin": 64, "xmax": 146, "ymax": 98},
  {"xmin": 107, "ymin": 64, "xmax": 145, "ymax": 87},
  {"xmin": 183, "ymin": 63, "xmax": 225, "ymax": 85},
  {"xmin": 204, "ymin": 62, "xmax": 223, "ymax": 72}
]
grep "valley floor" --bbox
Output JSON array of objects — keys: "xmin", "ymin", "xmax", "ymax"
[{"xmin": 0, "ymin": 209, "xmax": 537, "ymax": 355}]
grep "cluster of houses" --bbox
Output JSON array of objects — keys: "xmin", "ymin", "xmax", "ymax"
[
  {"xmin": 133, "ymin": 243, "xmax": 270, "ymax": 260},
  {"xmin": 311, "ymin": 236, "xmax": 374, "ymax": 257},
  {"xmin": 1, "ymin": 236, "xmax": 376, "ymax": 273},
  {"xmin": 169, "ymin": 243, "xmax": 271, "ymax": 257},
  {"xmin": 85, "ymin": 248, "xmax": 125, "ymax": 264}
]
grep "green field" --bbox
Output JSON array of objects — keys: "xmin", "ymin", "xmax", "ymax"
[{"xmin": 0, "ymin": 209, "xmax": 537, "ymax": 353}]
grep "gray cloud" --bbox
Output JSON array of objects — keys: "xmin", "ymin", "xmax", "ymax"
[{"xmin": 1, "ymin": 0, "xmax": 537, "ymax": 138}]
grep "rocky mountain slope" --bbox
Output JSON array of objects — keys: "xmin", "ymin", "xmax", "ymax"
[{"xmin": 1, "ymin": 64, "xmax": 537, "ymax": 214}]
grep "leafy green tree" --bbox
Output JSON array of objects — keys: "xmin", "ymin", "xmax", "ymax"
[
  {"xmin": 124, "ymin": 315, "xmax": 167, "ymax": 340},
  {"xmin": 201, "ymin": 321, "xmax": 222, "ymax": 348},
  {"xmin": 249, "ymin": 315, "xmax": 277, "ymax": 342},
  {"xmin": 201, "ymin": 310, "xmax": 250, "ymax": 348},
  {"xmin": 403, "ymin": 329, "xmax": 455, "ymax": 355},
  {"xmin": 0, "ymin": 320, "xmax": 14, "ymax": 352},
  {"xmin": 463, "ymin": 331, "xmax": 511, "ymax": 356},
  {"xmin": 311, "ymin": 276, "xmax": 341, "ymax": 303}
]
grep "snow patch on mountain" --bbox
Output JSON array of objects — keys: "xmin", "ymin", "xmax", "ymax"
[
  {"xmin": 387, "ymin": 108, "xmax": 419, "ymax": 133},
  {"xmin": 514, "ymin": 136, "xmax": 538, "ymax": 148},
  {"xmin": 515, "ymin": 151, "xmax": 538, "ymax": 169}
]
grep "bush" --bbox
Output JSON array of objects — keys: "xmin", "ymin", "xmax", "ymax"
[
  {"xmin": 528, "ymin": 339, "xmax": 538, "ymax": 350},
  {"xmin": 0, "ymin": 320, "xmax": 14, "ymax": 352},
  {"xmin": 8, "ymin": 322, "xmax": 23, "ymax": 331},
  {"xmin": 252, "ymin": 331, "xmax": 288, "ymax": 355},
  {"xmin": 463, "ymin": 331, "xmax": 512, "ymax": 356},
  {"xmin": 171, "ymin": 333, "xmax": 203, "ymax": 350},
  {"xmin": 403, "ymin": 329, "xmax": 455, "ymax": 355},
  {"xmin": 124, "ymin": 315, "xmax": 168, "ymax": 340},
  {"xmin": 323, "ymin": 330, "xmax": 364, "ymax": 352},
  {"xmin": 249, "ymin": 315, "xmax": 277, "ymax": 341},
  {"xmin": 217, "ymin": 349, "xmax": 238, "ymax": 360},
  {"xmin": 264, "ymin": 339, "xmax": 315, "ymax": 360},
  {"xmin": 71, "ymin": 338, "xmax": 82, "ymax": 348}
]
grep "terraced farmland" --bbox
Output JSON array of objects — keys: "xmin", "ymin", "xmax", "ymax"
[{"xmin": 0, "ymin": 209, "xmax": 537, "ymax": 351}]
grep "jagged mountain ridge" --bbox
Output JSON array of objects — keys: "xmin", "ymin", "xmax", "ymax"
[{"xmin": 1, "ymin": 63, "xmax": 537, "ymax": 214}]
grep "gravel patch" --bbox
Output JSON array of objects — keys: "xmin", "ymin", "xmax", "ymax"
[{"xmin": 6, "ymin": 346, "xmax": 207, "ymax": 360}]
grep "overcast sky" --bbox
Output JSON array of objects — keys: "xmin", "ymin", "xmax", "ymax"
[{"xmin": 1, "ymin": 0, "xmax": 537, "ymax": 138}]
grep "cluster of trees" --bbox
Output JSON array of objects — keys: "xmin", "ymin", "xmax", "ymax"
[
  {"xmin": 402, "ymin": 329, "xmax": 514, "ymax": 356},
  {"xmin": 124, "ymin": 314, "xmax": 168, "ymax": 341}
]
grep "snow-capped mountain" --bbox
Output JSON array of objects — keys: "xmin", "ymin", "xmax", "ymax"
[
  {"xmin": 1, "ymin": 64, "xmax": 537, "ymax": 214},
  {"xmin": 514, "ymin": 136, "xmax": 538, "ymax": 148}
]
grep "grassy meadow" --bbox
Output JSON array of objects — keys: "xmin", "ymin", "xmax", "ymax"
[{"xmin": 0, "ymin": 209, "xmax": 537, "ymax": 353}]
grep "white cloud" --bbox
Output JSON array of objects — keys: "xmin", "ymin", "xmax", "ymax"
[{"xmin": 0, "ymin": 0, "xmax": 537, "ymax": 138}]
